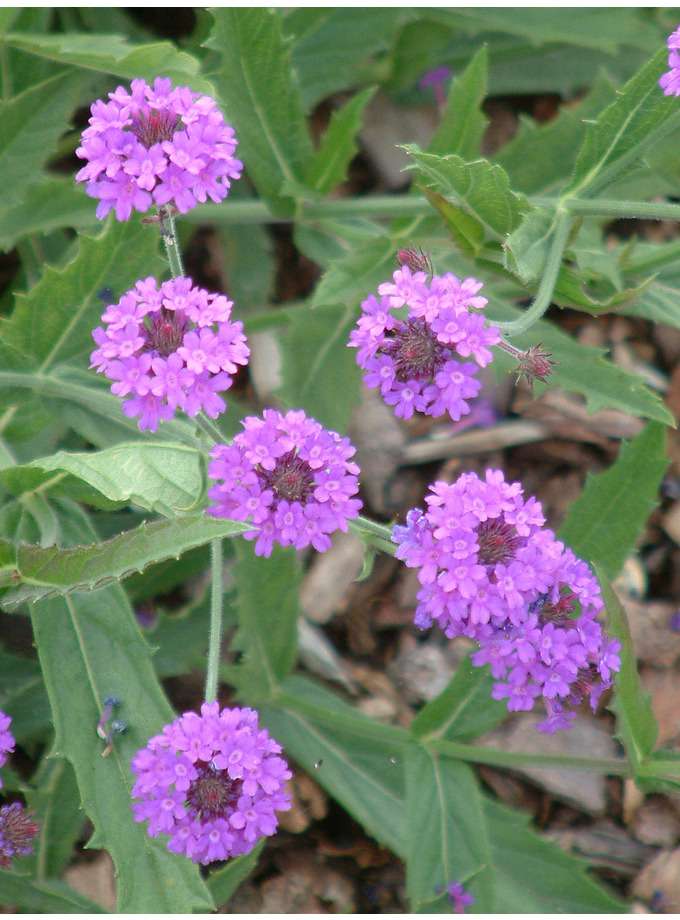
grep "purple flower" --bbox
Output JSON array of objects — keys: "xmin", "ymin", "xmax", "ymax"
[
  {"xmin": 0, "ymin": 711, "xmax": 14, "ymax": 789},
  {"xmin": 392, "ymin": 469, "xmax": 621, "ymax": 730},
  {"xmin": 131, "ymin": 703, "xmax": 291, "ymax": 865},
  {"xmin": 439, "ymin": 881, "xmax": 475, "ymax": 914},
  {"xmin": 349, "ymin": 268, "xmax": 499, "ymax": 422},
  {"xmin": 91, "ymin": 277, "xmax": 249, "ymax": 432},
  {"xmin": 661, "ymin": 27, "xmax": 680, "ymax": 96},
  {"xmin": 0, "ymin": 802, "xmax": 39, "ymax": 868},
  {"xmin": 76, "ymin": 77, "xmax": 242, "ymax": 219},
  {"xmin": 207, "ymin": 409, "xmax": 362, "ymax": 557}
]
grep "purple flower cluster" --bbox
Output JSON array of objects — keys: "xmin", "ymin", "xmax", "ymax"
[
  {"xmin": 0, "ymin": 712, "xmax": 14, "ymax": 790},
  {"xmin": 349, "ymin": 267, "xmax": 500, "ymax": 421},
  {"xmin": 444, "ymin": 882, "xmax": 475, "ymax": 914},
  {"xmin": 131, "ymin": 703, "xmax": 291, "ymax": 865},
  {"xmin": 0, "ymin": 803, "xmax": 39, "ymax": 868},
  {"xmin": 393, "ymin": 469, "xmax": 621, "ymax": 732},
  {"xmin": 660, "ymin": 26, "xmax": 680, "ymax": 96},
  {"xmin": 76, "ymin": 77, "xmax": 242, "ymax": 220},
  {"xmin": 207, "ymin": 408, "xmax": 362, "ymax": 557},
  {"xmin": 91, "ymin": 276, "xmax": 249, "ymax": 432}
]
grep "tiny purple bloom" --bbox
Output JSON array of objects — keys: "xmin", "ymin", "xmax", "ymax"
[
  {"xmin": 0, "ymin": 711, "xmax": 14, "ymax": 790},
  {"xmin": 393, "ymin": 469, "xmax": 620, "ymax": 730},
  {"xmin": 91, "ymin": 277, "xmax": 249, "ymax": 432},
  {"xmin": 0, "ymin": 802, "xmax": 39, "ymax": 868},
  {"xmin": 350, "ymin": 268, "xmax": 499, "ymax": 423},
  {"xmin": 440, "ymin": 881, "xmax": 475, "ymax": 914},
  {"xmin": 76, "ymin": 77, "xmax": 242, "ymax": 219},
  {"xmin": 207, "ymin": 409, "xmax": 362, "ymax": 557},
  {"xmin": 131, "ymin": 703, "xmax": 291, "ymax": 865}
]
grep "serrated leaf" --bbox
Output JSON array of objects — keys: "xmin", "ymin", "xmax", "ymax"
[
  {"xmin": 596, "ymin": 570, "xmax": 658, "ymax": 773},
  {"xmin": 428, "ymin": 45, "xmax": 488, "ymax": 159},
  {"xmin": 261, "ymin": 676, "xmax": 408, "ymax": 857},
  {"xmin": 2, "ymin": 31, "xmax": 212, "ymax": 93},
  {"xmin": 488, "ymin": 297, "xmax": 674, "ymax": 425},
  {"xmin": 1, "ymin": 512, "xmax": 251, "ymax": 608},
  {"xmin": 410, "ymin": 655, "xmax": 507, "ymax": 742},
  {"xmin": 0, "ymin": 873, "xmax": 105, "ymax": 913},
  {"xmin": 558, "ymin": 422, "xmax": 668, "ymax": 578},
  {"xmin": 503, "ymin": 207, "xmax": 556, "ymax": 283},
  {"xmin": 1, "ymin": 443, "xmax": 205, "ymax": 515},
  {"xmin": 0, "ymin": 218, "xmax": 165, "ymax": 374},
  {"xmin": 277, "ymin": 302, "xmax": 361, "ymax": 433},
  {"xmin": 305, "ymin": 86, "xmax": 377, "ymax": 196},
  {"xmin": 0, "ymin": 69, "xmax": 94, "ymax": 212},
  {"xmin": 205, "ymin": 8, "xmax": 313, "ymax": 217},
  {"xmin": 404, "ymin": 146, "xmax": 530, "ymax": 241},
  {"xmin": 566, "ymin": 47, "xmax": 680, "ymax": 198},
  {"xmin": 405, "ymin": 744, "xmax": 493, "ymax": 911},
  {"xmin": 227, "ymin": 541, "xmax": 301, "ymax": 703},
  {"xmin": 284, "ymin": 7, "xmax": 407, "ymax": 111}
]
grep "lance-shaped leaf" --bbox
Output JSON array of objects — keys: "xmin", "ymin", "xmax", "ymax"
[
  {"xmin": 205, "ymin": 8, "xmax": 313, "ymax": 217},
  {"xmin": 0, "ymin": 873, "xmax": 105, "ymax": 913},
  {"xmin": 565, "ymin": 47, "xmax": 680, "ymax": 198},
  {"xmin": 30, "ymin": 542, "xmax": 212, "ymax": 913},
  {"xmin": 428, "ymin": 45, "xmax": 488, "ymax": 159},
  {"xmin": 0, "ymin": 512, "xmax": 251, "ymax": 608},
  {"xmin": 596, "ymin": 570, "xmax": 658, "ymax": 774},
  {"xmin": 0, "ymin": 218, "xmax": 164, "ymax": 375},
  {"xmin": 2, "ymin": 31, "xmax": 213, "ymax": 93},
  {"xmin": 0, "ymin": 178, "xmax": 97, "ymax": 253},
  {"xmin": 558, "ymin": 422, "xmax": 668, "ymax": 578},
  {"xmin": 1, "ymin": 443, "xmax": 206, "ymax": 515},
  {"xmin": 405, "ymin": 744, "xmax": 493, "ymax": 912}
]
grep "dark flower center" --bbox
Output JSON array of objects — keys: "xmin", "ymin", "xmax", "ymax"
[
  {"xmin": 379, "ymin": 321, "xmax": 447, "ymax": 383},
  {"xmin": 260, "ymin": 450, "xmax": 316, "ymax": 504},
  {"xmin": 147, "ymin": 308, "xmax": 189, "ymax": 357},
  {"xmin": 133, "ymin": 110, "xmax": 181, "ymax": 148},
  {"xmin": 535, "ymin": 592, "xmax": 575, "ymax": 626},
  {"xmin": 185, "ymin": 762, "xmax": 241, "ymax": 821},
  {"xmin": 0, "ymin": 803, "xmax": 39, "ymax": 868},
  {"xmin": 476, "ymin": 519, "xmax": 520, "ymax": 567},
  {"xmin": 566, "ymin": 664, "xmax": 600, "ymax": 706}
]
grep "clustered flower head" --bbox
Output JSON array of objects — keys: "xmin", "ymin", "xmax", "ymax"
[
  {"xmin": 0, "ymin": 803, "xmax": 39, "ymax": 868},
  {"xmin": 207, "ymin": 409, "xmax": 362, "ymax": 558},
  {"xmin": 349, "ymin": 266, "xmax": 500, "ymax": 421},
  {"xmin": 131, "ymin": 703, "xmax": 291, "ymax": 865},
  {"xmin": 393, "ymin": 469, "xmax": 621, "ymax": 732},
  {"xmin": 76, "ymin": 77, "xmax": 243, "ymax": 220},
  {"xmin": 0, "ymin": 711, "xmax": 14, "ymax": 789},
  {"xmin": 91, "ymin": 276, "xmax": 249, "ymax": 432},
  {"xmin": 660, "ymin": 25, "xmax": 680, "ymax": 96}
]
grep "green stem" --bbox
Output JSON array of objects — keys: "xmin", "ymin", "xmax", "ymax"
[
  {"xmin": 204, "ymin": 539, "xmax": 223, "ymax": 704},
  {"xmin": 553, "ymin": 197, "xmax": 680, "ymax": 222},
  {"xmin": 195, "ymin": 413, "xmax": 225, "ymax": 445},
  {"xmin": 495, "ymin": 209, "xmax": 572, "ymax": 337},
  {"xmin": 349, "ymin": 515, "xmax": 397, "ymax": 555},
  {"xmin": 160, "ymin": 208, "xmax": 184, "ymax": 278},
  {"xmin": 427, "ymin": 737, "xmax": 631, "ymax": 775}
]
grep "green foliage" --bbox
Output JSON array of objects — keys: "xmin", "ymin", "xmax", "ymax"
[{"xmin": 558, "ymin": 422, "xmax": 668, "ymax": 578}]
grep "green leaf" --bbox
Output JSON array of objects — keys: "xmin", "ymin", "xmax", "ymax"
[
  {"xmin": 427, "ymin": 45, "xmax": 488, "ymax": 159},
  {"xmin": 1, "ymin": 512, "xmax": 252, "ymax": 608},
  {"xmin": 0, "ymin": 872, "xmax": 105, "ymax": 913},
  {"xmin": 0, "ymin": 218, "xmax": 165, "ymax": 374},
  {"xmin": 205, "ymin": 8, "xmax": 313, "ymax": 217},
  {"xmin": 2, "ymin": 31, "xmax": 212, "ymax": 93},
  {"xmin": 227, "ymin": 541, "xmax": 301, "ymax": 703},
  {"xmin": 558, "ymin": 422, "xmax": 668, "ymax": 578},
  {"xmin": 495, "ymin": 76, "xmax": 617, "ymax": 195},
  {"xmin": 305, "ymin": 86, "xmax": 377, "ymax": 196},
  {"xmin": 0, "ymin": 178, "xmax": 97, "ymax": 252},
  {"xmin": 0, "ymin": 69, "xmax": 94, "ymax": 212},
  {"xmin": 566, "ymin": 47, "xmax": 680, "ymax": 198},
  {"xmin": 503, "ymin": 207, "xmax": 557, "ymax": 284},
  {"xmin": 482, "ymin": 796, "xmax": 624, "ymax": 911},
  {"xmin": 314, "ymin": 236, "xmax": 398, "ymax": 308},
  {"xmin": 26, "ymin": 757, "xmax": 84, "ymax": 878},
  {"xmin": 405, "ymin": 744, "xmax": 492, "ymax": 911},
  {"xmin": 597, "ymin": 569, "xmax": 658, "ymax": 772},
  {"xmin": 284, "ymin": 7, "xmax": 407, "ymax": 111},
  {"xmin": 2, "ymin": 443, "xmax": 205, "ymax": 515},
  {"xmin": 488, "ymin": 297, "xmax": 674, "ymax": 425},
  {"xmin": 0, "ymin": 647, "xmax": 51, "ymax": 743},
  {"xmin": 277, "ymin": 302, "xmax": 361, "ymax": 433},
  {"xmin": 261, "ymin": 676, "xmax": 408, "ymax": 858},
  {"xmin": 206, "ymin": 840, "xmax": 264, "ymax": 909},
  {"xmin": 410, "ymin": 655, "xmax": 508, "ymax": 743},
  {"xmin": 403, "ymin": 146, "xmax": 530, "ymax": 242}
]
